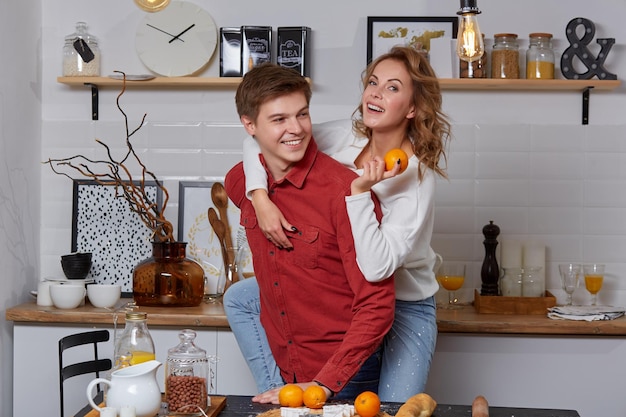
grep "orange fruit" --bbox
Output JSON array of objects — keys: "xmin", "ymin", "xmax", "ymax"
[
  {"xmin": 354, "ymin": 391, "xmax": 381, "ymax": 417},
  {"xmin": 278, "ymin": 384, "xmax": 304, "ymax": 407},
  {"xmin": 303, "ymin": 385, "xmax": 327, "ymax": 409},
  {"xmin": 384, "ymin": 148, "xmax": 409, "ymax": 174}
]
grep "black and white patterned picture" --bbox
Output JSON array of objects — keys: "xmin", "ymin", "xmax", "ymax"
[{"xmin": 71, "ymin": 180, "xmax": 162, "ymax": 293}]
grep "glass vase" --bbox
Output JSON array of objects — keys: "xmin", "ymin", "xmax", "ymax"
[{"xmin": 133, "ymin": 241, "xmax": 205, "ymax": 307}]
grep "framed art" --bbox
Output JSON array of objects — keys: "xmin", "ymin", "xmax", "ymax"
[
  {"xmin": 71, "ymin": 179, "xmax": 162, "ymax": 294},
  {"xmin": 178, "ymin": 181, "xmax": 253, "ymax": 295},
  {"xmin": 367, "ymin": 16, "xmax": 458, "ymax": 64}
]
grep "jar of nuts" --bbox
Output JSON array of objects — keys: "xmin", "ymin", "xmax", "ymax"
[
  {"xmin": 165, "ymin": 329, "xmax": 209, "ymax": 416},
  {"xmin": 491, "ymin": 33, "xmax": 520, "ymax": 79}
]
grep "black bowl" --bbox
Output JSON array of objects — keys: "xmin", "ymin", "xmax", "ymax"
[{"xmin": 61, "ymin": 253, "xmax": 92, "ymax": 280}]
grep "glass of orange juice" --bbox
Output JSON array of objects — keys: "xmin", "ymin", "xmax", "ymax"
[
  {"xmin": 583, "ymin": 263, "xmax": 605, "ymax": 306},
  {"xmin": 437, "ymin": 262, "xmax": 466, "ymax": 309}
]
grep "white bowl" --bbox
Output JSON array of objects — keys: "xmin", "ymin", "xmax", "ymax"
[
  {"xmin": 87, "ymin": 284, "xmax": 122, "ymax": 308},
  {"xmin": 50, "ymin": 283, "xmax": 86, "ymax": 309}
]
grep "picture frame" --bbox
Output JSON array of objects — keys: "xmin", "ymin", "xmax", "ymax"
[
  {"xmin": 366, "ymin": 16, "xmax": 458, "ymax": 64},
  {"xmin": 178, "ymin": 180, "xmax": 252, "ymax": 296},
  {"xmin": 71, "ymin": 179, "xmax": 162, "ymax": 295}
]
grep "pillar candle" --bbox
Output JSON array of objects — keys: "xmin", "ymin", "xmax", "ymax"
[
  {"xmin": 523, "ymin": 241, "xmax": 545, "ymax": 269},
  {"xmin": 500, "ymin": 239, "xmax": 523, "ymax": 269}
]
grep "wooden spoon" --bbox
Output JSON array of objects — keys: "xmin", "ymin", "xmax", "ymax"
[
  {"xmin": 211, "ymin": 183, "xmax": 235, "ymax": 265},
  {"xmin": 208, "ymin": 207, "xmax": 229, "ymax": 274}
]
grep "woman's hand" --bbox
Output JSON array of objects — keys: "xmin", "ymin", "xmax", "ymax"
[
  {"xmin": 351, "ymin": 155, "xmax": 401, "ymax": 195},
  {"xmin": 251, "ymin": 189, "xmax": 294, "ymax": 249}
]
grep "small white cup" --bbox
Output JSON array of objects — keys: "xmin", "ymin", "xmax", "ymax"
[
  {"xmin": 87, "ymin": 284, "xmax": 122, "ymax": 308},
  {"xmin": 37, "ymin": 281, "xmax": 53, "ymax": 307},
  {"xmin": 50, "ymin": 283, "xmax": 86, "ymax": 309},
  {"xmin": 99, "ymin": 407, "xmax": 117, "ymax": 417}
]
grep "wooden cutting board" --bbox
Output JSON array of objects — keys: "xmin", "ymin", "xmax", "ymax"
[{"xmin": 84, "ymin": 395, "xmax": 226, "ymax": 417}]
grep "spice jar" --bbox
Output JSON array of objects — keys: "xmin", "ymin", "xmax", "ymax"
[
  {"xmin": 63, "ymin": 22, "xmax": 100, "ymax": 76},
  {"xmin": 526, "ymin": 33, "xmax": 555, "ymax": 79},
  {"xmin": 114, "ymin": 312, "xmax": 156, "ymax": 369},
  {"xmin": 165, "ymin": 329, "xmax": 209, "ymax": 416},
  {"xmin": 460, "ymin": 34, "xmax": 487, "ymax": 78},
  {"xmin": 491, "ymin": 33, "xmax": 519, "ymax": 79}
]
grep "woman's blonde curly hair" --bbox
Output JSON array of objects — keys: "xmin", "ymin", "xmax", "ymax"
[{"xmin": 353, "ymin": 45, "xmax": 451, "ymax": 181}]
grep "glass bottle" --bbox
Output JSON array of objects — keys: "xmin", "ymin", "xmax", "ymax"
[
  {"xmin": 521, "ymin": 266, "xmax": 545, "ymax": 297},
  {"xmin": 114, "ymin": 311, "xmax": 156, "ymax": 369},
  {"xmin": 491, "ymin": 33, "xmax": 520, "ymax": 79},
  {"xmin": 526, "ymin": 33, "xmax": 555, "ymax": 79},
  {"xmin": 133, "ymin": 241, "xmax": 205, "ymax": 307},
  {"xmin": 500, "ymin": 267, "xmax": 523, "ymax": 297},
  {"xmin": 63, "ymin": 22, "xmax": 100, "ymax": 76},
  {"xmin": 460, "ymin": 34, "xmax": 487, "ymax": 78},
  {"xmin": 165, "ymin": 329, "xmax": 209, "ymax": 416}
]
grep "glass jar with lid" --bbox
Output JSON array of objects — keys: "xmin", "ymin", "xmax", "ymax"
[
  {"xmin": 165, "ymin": 329, "xmax": 209, "ymax": 416},
  {"xmin": 114, "ymin": 311, "xmax": 156, "ymax": 369},
  {"xmin": 63, "ymin": 22, "xmax": 100, "ymax": 76},
  {"xmin": 526, "ymin": 33, "xmax": 555, "ymax": 79},
  {"xmin": 491, "ymin": 33, "xmax": 519, "ymax": 79}
]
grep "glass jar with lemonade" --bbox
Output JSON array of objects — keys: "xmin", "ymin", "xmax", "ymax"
[{"xmin": 114, "ymin": 311, "xmax": 156, "ymax": 368}]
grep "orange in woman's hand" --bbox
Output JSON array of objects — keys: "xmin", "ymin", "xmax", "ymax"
[
  {"xmin": 354, "ymin": 391, "xmax": 381, "ymax": 417},
  {"xmin": 303, "ymin": 385, "xmax": 327, "ymax": 409},
  {"xmin": 278, "ymin": 384, "xmax": 304, "ymax": 407},
  {"xmin": 384, "ymin": 148, "xmax": 409, "ymax": 174}
]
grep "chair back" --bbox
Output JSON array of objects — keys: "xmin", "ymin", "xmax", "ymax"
[{"xmin": 59, "ymin": 330, "xmax": 112, "ymax": 417}]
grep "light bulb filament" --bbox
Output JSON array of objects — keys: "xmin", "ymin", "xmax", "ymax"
[{"xmin": 457, "ymin": 14, "xmax": 484, "ymax": 62}]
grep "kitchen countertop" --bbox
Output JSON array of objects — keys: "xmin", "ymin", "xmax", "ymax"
[
  {"xmin": 74, "ymin": 394, "xmax": 580, "ymax": 417},
  {"xmin": 7, "ymin": 300, "xmax": 626, "ymax": 335}
]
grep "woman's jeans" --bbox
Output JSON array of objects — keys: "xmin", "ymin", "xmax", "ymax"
[{"xmin": 223, "ymin": 277, "xmax": 436, "ymax": 401}]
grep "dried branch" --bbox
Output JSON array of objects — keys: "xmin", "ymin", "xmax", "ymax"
[{"xmin": 43, "ymin": 71, "xmax": 174, "ymax": 242}]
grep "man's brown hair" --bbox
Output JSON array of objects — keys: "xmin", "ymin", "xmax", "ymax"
[{"xmin": 235, "ymin": 63, "xmax": 312, "ymax": 122}]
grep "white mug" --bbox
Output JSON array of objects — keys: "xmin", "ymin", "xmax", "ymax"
[{"xmin": 36, "ymin": 281, "xmax": 53, "ymax": 307}]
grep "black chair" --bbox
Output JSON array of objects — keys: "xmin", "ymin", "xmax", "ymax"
[{"xmin": 59, "ymin": 330, "xmax": 112, "ymax": 417}]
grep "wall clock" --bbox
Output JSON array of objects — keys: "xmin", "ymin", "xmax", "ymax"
[{"xmin": 135, "ymin": 1, "xmax": 217, "ymax": 76}]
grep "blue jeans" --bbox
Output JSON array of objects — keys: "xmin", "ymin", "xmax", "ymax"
[{"xmin": 223, "ymin": 278, "xmax": 434, "ymax": 401}]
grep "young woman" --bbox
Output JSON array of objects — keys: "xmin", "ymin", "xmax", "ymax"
[{"xmin": 224, "ymin": 45, "xmax": 451, "ymax": 402}]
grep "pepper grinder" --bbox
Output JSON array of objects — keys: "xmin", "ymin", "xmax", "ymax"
[{"xmin": 481, "ymin": 220, "xmax": 500, "ymax": 295}]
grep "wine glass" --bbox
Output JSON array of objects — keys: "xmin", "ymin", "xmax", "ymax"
[
  {"xmin": 583, "ymin": 263, "xmax": 605, "ymax": 306},
  {"xmin": 558, "ymin": 263, "xmax": 581, "ymax": 306},
  {"xmin": 436, "ymin": 262, "xmax": 466, "ymax": 309}
]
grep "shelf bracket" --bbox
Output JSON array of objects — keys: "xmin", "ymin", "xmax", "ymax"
[
  {"xmin": 582, "ymin": 86, "xmax": 593, "ymax": 125},
  {"xmin": 84, "ymin": 83, "xmax": 99, "ymax": 120}
]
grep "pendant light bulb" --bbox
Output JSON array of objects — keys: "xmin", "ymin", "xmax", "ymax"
[
  {"xmin": 134, "ymin": 0, "xmax": 170, "ymax": 12},
  {"xmin": 456, "ymin": 0, "xmax": 485, "ymax": 62}
]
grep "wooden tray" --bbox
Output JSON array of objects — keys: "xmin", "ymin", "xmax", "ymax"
[
  {"xmin": 474, "ymin": 289, "xmax": 556, "ymax": 315},
  {"xmin": 84, "ymin": 395, "xmax": 226, "ymax": 417}
]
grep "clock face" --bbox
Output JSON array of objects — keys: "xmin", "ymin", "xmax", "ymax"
[{"xmin": 135, "ymin": 1, "xmax": 217, "ymax": 76}]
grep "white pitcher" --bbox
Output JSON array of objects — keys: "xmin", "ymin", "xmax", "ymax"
[{"xmin": 87, "ymin": 360, "xmax": 162, "ymax": 417}]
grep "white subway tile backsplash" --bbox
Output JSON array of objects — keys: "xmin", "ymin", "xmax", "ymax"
[{"xmin": 39, "ymin": 118, "xmax": 626, "ymax": 285}]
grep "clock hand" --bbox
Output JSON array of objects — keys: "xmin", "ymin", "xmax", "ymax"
[
  {"xmin": 146, "ymin": 24, "xmax": 184, "ymax": 42},
  {"xmin": 169, "ymin": 23, "xmax": 195, "ymax": 43}
]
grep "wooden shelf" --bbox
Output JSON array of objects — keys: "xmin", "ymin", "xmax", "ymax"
[
  {"xmin": 57, "ymin": 76, "xmax": 620, "ymax": 90},
  {"xmin": 57, "ymin": 76, "xmax": 620, "ymax": 123}
]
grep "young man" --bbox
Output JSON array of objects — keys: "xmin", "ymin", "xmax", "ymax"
[{"xmin": 224, "ymin": 63, "xmax": 395, "ymax": 403}]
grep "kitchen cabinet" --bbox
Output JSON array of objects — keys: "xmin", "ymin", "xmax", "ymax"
[{"xmin": 57, "ymin": 77, "xmax": 620, "ymax": 124}]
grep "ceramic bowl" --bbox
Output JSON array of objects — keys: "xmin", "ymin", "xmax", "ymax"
[
  {"xmin": 61, "ymin": 252, "xmax": 92, "ymax": 280},
  {"xmin": 87, "ymin": 284, "xmax": 122, "ymax": 308},
  {"xmin": 50, "ymin": 283, "xmax": 86, "ymax": 309}
]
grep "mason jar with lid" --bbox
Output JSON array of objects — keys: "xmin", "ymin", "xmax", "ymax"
[
  {"xmin": 526, "ymin": 33, "xmax": 555, "ymax": 79},
  {"xmin": 491, "ymin": 33, "xmax": 519, "ymax": 79},
  {"xmin": 63, "ymin": 21, "xmax": 100, "ymax": 76},
  {"xmin": 165, "ymin": 329, "xmax": 209, "ymax": 416}
]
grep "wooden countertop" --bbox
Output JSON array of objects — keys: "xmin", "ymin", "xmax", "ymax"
[{"xmin": 7, "ymin": 300, "xmax": 626, "ymax": 336}]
